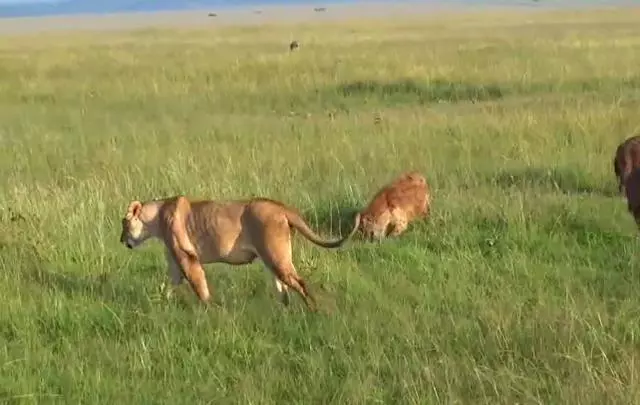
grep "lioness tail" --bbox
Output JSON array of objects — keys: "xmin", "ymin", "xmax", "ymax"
[{"xmin": 285, "ymin": 210, "xmax": 361, "ymax": 249}]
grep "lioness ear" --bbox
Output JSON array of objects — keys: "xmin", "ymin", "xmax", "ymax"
[{"xmin": 127, "ymin": 201, "xmax": 142, "ymax": 218}]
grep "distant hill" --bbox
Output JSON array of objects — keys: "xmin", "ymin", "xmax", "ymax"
[{"xmin": 0, "ymin": 0, "xmax": 346, "ymax": 18}]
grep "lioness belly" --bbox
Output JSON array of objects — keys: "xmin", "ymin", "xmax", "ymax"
[
  {"xmin": 201, "ymin": 248, "xmax": 258, "ymax": 265},
  {"xmin": 221, "ymin": 249, "xmax": 259, "ymax": 265}
]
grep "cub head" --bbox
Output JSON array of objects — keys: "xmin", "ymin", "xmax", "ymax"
[
  {"xmin": 358, "ymin": 214, "xmax": 382, "ymax": 242},
  {"xmin": 120, "ymin": 200, "xmax": 150, "ymax": 249}
]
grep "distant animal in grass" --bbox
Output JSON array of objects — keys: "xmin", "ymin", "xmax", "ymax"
[
  {"xmin": 207, "ymin": 12, "xmax": 217, "ymax": 17},
  {"xmin": 289, "ymin": 40, "xmax": 300, "ymax": 51},
  {"xmin": 623, "ymin": 167, "xmax": 640, "ymax": 229},
  {"xmin": 359, "ymin": 171, "xmax": 431, "ymax": 241},
  {"xmin": 314, "ymin": 7, "xmax": 327, "ymax": 12},
  {"xmin": 613, "ymin": 134, "xmax": 640, "ymax": 194}
]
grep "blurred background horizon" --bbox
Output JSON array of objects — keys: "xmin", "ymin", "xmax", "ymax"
[{"xmin": 1, "ymin": 0, "xmax": 636, "ymax": 19}]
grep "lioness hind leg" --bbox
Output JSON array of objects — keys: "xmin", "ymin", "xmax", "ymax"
[
  {"xmin": 255, "ymin": 220, "xmax": 317, "ymax": 311},
  {"xmin": 261, "ymin": 252, "xmax": 316, "ymax": 311},
  {"xmin": 277, "ymin": 269, "xmax": 317, "ymax": 311}
]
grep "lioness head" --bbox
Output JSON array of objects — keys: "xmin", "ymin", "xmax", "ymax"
[{"xmin": 120, "ymin": 200, "xmax": 151, "ymax": 249}]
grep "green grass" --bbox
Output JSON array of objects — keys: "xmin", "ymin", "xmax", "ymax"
[{"xmin": 2, "ymin": 6, "xmax": 640, "ymax": 404}]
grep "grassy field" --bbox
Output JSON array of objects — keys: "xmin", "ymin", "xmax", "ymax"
[{"xmin": 2, "ymin": 6, "xmax": 640, "ymax": 404}]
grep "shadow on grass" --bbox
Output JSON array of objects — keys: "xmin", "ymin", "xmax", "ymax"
[
  {"xmin": 334, "ymin": 76, "xmax": 640, "ymax": 107},
  {"xmin": 22, "ymin": 262, "xmax": 153, "ymax": 310},
  {"xmin": 338, "ymin": 79, "xmax": 506, "ymax": 104},
  {"xmin": 491, "ymin": 167, "xmax": 618, "ymax": 197}
]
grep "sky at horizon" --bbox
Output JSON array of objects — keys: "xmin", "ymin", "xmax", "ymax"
[
  {"xmin": 0, "ymin": 0, "xmax": 54, "ymax": 3},
  {"xmin": 0, "ymin": 0, "xmax": 57, "ymax": 3}
]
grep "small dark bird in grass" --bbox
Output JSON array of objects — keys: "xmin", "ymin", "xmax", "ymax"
[
  {"xmin": 373, "ymin": 112, "xmax": 383, "ymax": 125},
  {"xmin": 290, "ymin": 40, "xmax": 300, "ymax": 51}
]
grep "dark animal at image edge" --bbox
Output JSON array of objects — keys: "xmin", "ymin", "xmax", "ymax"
[
  {"xmin": 624, "ymin": 167, "xmax": 640, "ymax": 228},
  {"xmin": 613, "ymin": 134, "xmax": 640, "ymax": 194}
]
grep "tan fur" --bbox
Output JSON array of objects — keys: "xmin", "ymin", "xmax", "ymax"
[
  {"xmin": 359, "ymin": 171, "xmax": 431, "ymax": 241},
  {"xmin": 119, "ymin": 195, "xmax": 360, "ymax": 311},
  {"xmin": 614, "ymin": 134, "xmax": 640, "ymax": 194},
  {"xmin": 624, "ymin": 168, "xmax": 640, "ymax": 229}
]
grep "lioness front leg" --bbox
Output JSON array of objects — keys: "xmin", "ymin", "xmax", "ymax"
[
  {"xmin": 162, "ymin": 249, "xmax": 185, "ymax": 300},
  {"xmin": 172, "ymin": 250, "xmax": 211, "ymax": 303}
]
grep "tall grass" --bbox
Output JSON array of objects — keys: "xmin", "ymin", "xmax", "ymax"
[{"xmin": 2, "ymin": 6, "xmax": 640, "ymax": 404}]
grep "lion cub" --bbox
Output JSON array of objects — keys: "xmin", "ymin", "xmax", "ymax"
[
  {"xmin": 359, "ymin": 171, "xmax": 431, "ymax": 240},
  {"xmin": 119, "ymin": 195, "xmax": 360, "ymax": 311}
]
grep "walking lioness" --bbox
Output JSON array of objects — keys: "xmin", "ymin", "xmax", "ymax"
[{"xmin": 119, "ymin": 195, "xmax": 360, "ymax": 311}]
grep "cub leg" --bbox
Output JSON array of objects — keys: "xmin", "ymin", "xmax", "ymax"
[
  {"xmin": 388, "ymin": 209, "xmax": 409, "ymax": 237},
  {"xmin": 389, "ymin": 219, "xmax": 408, "ymax": 237},
  {"xmin": 420, "ymin": 195, "xmax": 431, "ymax": 218}
]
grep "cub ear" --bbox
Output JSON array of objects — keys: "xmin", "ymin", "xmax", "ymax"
[{"xmin": 127, "ymin": 201, "xmax": 142, "ymax": 218}]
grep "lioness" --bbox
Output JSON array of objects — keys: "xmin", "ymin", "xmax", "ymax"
[
  {"xmin": 359, "ymin": 171, "xmax": 431, "ymax": 241},
  {"xmin": 614, "ymin": 134, "xmax": 640, "ymax": 194},
  {"xmin": 119, "ymin": 195, "xmax": 360, "ymax": 311}
]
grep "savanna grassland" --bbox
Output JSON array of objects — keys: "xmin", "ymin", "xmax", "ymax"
[{"xmin": 2, "ymin": 6, "xmax": 640, "ymax": 404}]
